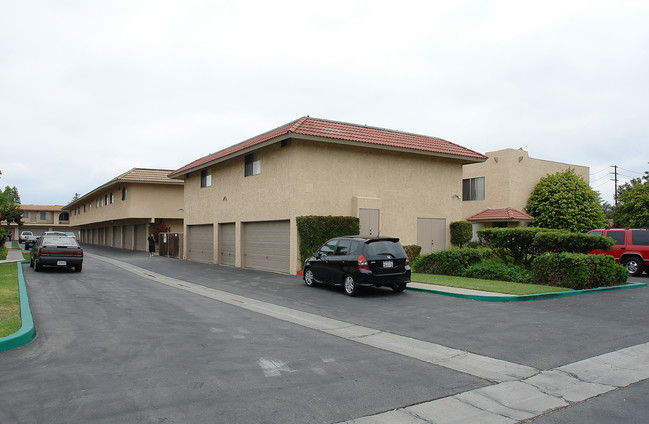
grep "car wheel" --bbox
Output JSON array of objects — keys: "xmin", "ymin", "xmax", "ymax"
[
  {"xmin": 75, "ymin": 264, "xmax": 83, "ymax": 272},
  {"xmin": 392, "ymin": 283, "xmax": 407, "ymax": 293},
  {"xmin": 304, "ymin": 268, "xmax": 316, "ymax": 287},
  {"xmin": 344, "ymin": 274, "xmax": 358, "ymax": 296},
  {"xmin": 623, "ymin": 257, "xmax": 644, "ymax": 277},
  {"xmin": 35, "ymin": 261, "xmax": 43, "ymax": 272}
]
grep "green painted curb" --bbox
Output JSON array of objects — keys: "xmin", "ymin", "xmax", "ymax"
[
  {"xmin": 0, "ymin": 261, "xmax": 37, "ymax": 353},
  {"xmin": 407, "ymin": 282, "xmax": 648, "ymax": 302}
]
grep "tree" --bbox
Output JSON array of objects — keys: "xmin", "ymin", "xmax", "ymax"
[
  {"xmin": 613, "ymin": 171, "xmax": 649, "ymax": 228},
  {"xmin": 0, "ymin": 186, "xmax": 24, "ymax": 226},
  {"xmin": 526, "ymin": 169, "xmax": 605, "ymax": 233}
]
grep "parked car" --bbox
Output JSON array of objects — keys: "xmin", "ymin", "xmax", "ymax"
[
  {"xmin": 24, "ymin": 235, "xmax": 40, "ymax": 250},
  {"xmin": 587, "ymin": 228, "xmax": 649, "ymax": 276},
  {"xmin": 30, "ymin": 234, "xmax": 84, "ymax": 272},
  {"xmin": 19, "ymin": 231, "xmax": 33, "ymax": 243},
  {"xmin": 303, "ymin": 236, "xmax": 411, "ymax": 296}
]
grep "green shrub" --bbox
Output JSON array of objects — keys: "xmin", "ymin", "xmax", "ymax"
[
  {"xmin": 466, "ymin": 240, "xmax": 485, "ymax": 249},
  {"xmin": 0, "ymin": 228, "xmax": 7, "ymax": 245},
  {"xmin": 450, "ymin": 221, "xmax": 472, "ymax": 247},
  {"xmin": 478, "ymin": 227, "xmax": 558, "ymax": 266},
  {"xmin": 463, "ymin": 260, "xmax": 533, "ymax": 283},
  {"xmin": 296, "ymin": 216, "xmax": 359, "ymax": 265},
  {"xmin": 532, "ymin": 253, "xmax": 628, "ymax": 289},
  {"xmin": 403, "ymin": 245, "xmax": 422, "ymax": 262},
  {"xmin": 533, "ymin": 232, "xmax": 614, "ymax": 253},
  {"xmin": 412, "ymin": 248, "xmax": 486, "ymax": 276}
]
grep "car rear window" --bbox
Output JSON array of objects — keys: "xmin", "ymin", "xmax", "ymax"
[
  {"xmin": 364, "ymin": 240, "xmax": 406, "ymax": 257},
  {"xmin": 41, "ymin": 236, "xmax": 79, "ymax": 247},
  {"xmin": 631, "ymin": 230, "xmax": 649, "ymax": 246}
]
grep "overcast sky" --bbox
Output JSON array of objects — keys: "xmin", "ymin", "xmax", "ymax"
[{"xmin": 2, "ymin": 1, "xmax": 648, "ymax": 206}]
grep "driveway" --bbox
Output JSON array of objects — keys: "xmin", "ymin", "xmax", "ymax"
[{"xmin": 2, "ymin": 245, "xmax": 649, "ymax": 423}]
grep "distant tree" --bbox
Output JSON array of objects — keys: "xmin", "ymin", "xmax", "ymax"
[
  {"xmin": 613, "ymin": 171, "xmax": 649, "ymax": 228},
  {"xmin": 0, "ymin": 186, "xmax": 24, "ymax": 226},
  {"xmin": 70, "ymin": 192, "xmax": 81, "ymax": 203},
  {"xmin": 526, "ymin": 169, "xmax": 605, "ymax": 233}
]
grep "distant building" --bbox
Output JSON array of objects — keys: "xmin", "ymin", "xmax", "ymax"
[
  {"xmin": 462, "ymin": 148, "xmax": 589, "ymax": 237},
  {"xmin": 6, "ymin": 205, "xmax": 77, "ymax": 240},
  {"xmin": 64, "ymin": 168, "xmax": 184, "ymax": 251}
]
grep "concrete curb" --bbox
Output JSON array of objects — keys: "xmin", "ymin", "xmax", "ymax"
[
  {"xmin": 406, "ymin": 282, "xmax": 648, "ymax": 302},
  {"xmin": 0, "ymin": 261, "xmax": 37, "ymax": 353}
]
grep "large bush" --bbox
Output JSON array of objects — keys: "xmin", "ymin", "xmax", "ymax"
[
  {"xmin": 411, "ymin": 248, "xmax": 487, "ymax": 276},
  {"xmin": 296, "ymin": 216, "xmax": 359, "ymax": 265},
  {"xmin": 478, "ymin": 227, "xmax": 555, "ymax": 266},
  {"xmin": 532, "ymin": 253, "xmax": 628, "ymax": 289},
  {"xmin": 533, "ymin": 232, "xmax": 614, "ymax": 254},
  {"xmin": 463, "ymin": 260, "xmax": 533, "ymax": 283},
  {"xmin": 450, "ymin": 221, "xmax": 472, "ymax": 247}
]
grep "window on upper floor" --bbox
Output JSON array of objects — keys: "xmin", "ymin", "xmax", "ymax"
[
  {"xmin": 122, "ymin": 188, "xmax": 127, "ymax": 201},
  {"xmin": 110, "ymin": 192, "xmax": 115, "ymax": 204},
  {"xmin": 23, "ymin": 211, "xmax": 29, "ymax": 218},
  {"xmin": 200, "ymin": 169, "xmax": 212, "ymax": 188},
  {"xmin": 462, "ymin": 177, "xmax": 485, "ymax": 201},
  {"xmin": 245, "ymin": 152, "xmax": 261, "ymax": 177}
]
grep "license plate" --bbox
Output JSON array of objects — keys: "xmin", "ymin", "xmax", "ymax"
[
  {"xmin": 383, "ymin": 260, "xmax": 393, "ymax": 268},
  {"xmin": 57, "ymin": 260, "xmax": 67, "ymax": 266}
]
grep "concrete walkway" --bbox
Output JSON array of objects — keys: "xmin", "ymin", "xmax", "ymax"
[
  {"xmin": 0, "ymin": 241, "xmax": 26, "ymax": 263},
  {"xmin": 408, "ymin": 281, "xmax": 514, "ymax": 297}
]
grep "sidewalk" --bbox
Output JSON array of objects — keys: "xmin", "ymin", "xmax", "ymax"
[
  {"xmin": 408, "ymin": 281, "xmax": 514, "ymax": 297},
  {"xmin": 1, "ymin": 241, "xmax": 27, "ymax": 263}
]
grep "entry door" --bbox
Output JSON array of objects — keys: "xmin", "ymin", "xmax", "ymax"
[
  {"xmin": 417, "ymin": 218, "xmax": 446, "ymax": 254},
  {"xmin": 359, "ymin": 209, "xmax": 380, "ymax": 237}
]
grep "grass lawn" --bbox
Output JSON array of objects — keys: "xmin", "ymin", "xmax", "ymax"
[
  {"xmin": 411, "ymin": 273, "xmax": 574, "ymax": 295},
  {"xmin": 12, "ymin": 241, "xmax": 20, "ymax": 249},
  {"xmin": 0, "ymin": 262, "xmax": 21, "ymax": 338}
]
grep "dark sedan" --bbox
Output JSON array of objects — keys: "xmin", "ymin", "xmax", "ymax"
[
  {"xmin": 30, "ymin": 235, "xmax": 83, "ymax": 272},
  {"xmin": 303, "ymin": 236, "xmax": 411, "ymax": 296}
]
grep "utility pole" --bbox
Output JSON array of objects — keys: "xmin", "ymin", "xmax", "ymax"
[{"xmin": 611, "ymin": 165, "xmax": 618, "ymax": 206}]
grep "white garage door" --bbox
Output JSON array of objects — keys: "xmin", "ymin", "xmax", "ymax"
[
  {"xmin": 219, "ymin": 223, "xmax": 235, "ymax": 266},
  {"xmin": 113, "ymin": 226, "xmax": 122, "ymax": 248},
  {"xmin": 123, "ymin": 225, "xmax": 134, "ymax": 250},
  {"xmin": 188, "ymin": 224, "xmax": 214, "ymax": 263},
  {"xmin": 135, "ymin": 224, "xmax": 146, "ymax": 251},
  {"xmin": 243, "ymin": 220, "xmax": 290, "ymax": 273}
]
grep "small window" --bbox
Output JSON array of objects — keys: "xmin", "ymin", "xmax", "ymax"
[
  {"xmin": 462, "ymin": 177, "xmax": 485, "ymax": 201},
  {"xmin": 200, "ymin": 169, "xmax": 212, "ymax": 188},
  {"xmin": 245, "ymin": 152, "xmax": 261, "ymax": 177},
  {"xmin": 40, "ymin": 212, "xmax": 47, "ymax": 220},
  {"xmin": 335, "ymin": 239, "xmax": 352, "ymax": 255},
  {"xmin": 631, "ymin": 230, "xmax": 649, "ymax": 246},
  {"xmin": 110, "ymin": 193, "xmax": 115, "ymax": 204},
  {"xmin": 607, "ymin": 231, "xmax": 625, "ymax": 245},
  {"xmin": 318, "ymin": 240, "xmax": 338, "ymax": 257},
  {"xmin": 122, "ymin": 188, "xmax": 127, "ymax": 201},
  {"xmin": 23, "ymin": 211, "xmax": 29, "ymax": 218},
  {"xmin": 589, "ymin": 231, "xmax": 604, "ymax": 236}
]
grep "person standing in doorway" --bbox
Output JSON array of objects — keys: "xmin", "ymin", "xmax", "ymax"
[{"xmin": 148, "ymin": 233, "xmax": 155, "ymax": 257}]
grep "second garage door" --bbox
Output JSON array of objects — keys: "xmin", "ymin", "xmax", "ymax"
[
  {"xmin": 219, "ymin": 223, "xmax": 235, "ymax": 266},
  {"xmin": 188, "ymin": 224, "xmax": 214, "ymax": 263},
  {"xmin": 243, "ymin": 220, "xmax": 290, "ymax": 273}
]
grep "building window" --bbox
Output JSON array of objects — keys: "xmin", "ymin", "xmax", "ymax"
[
  {"xmin": 200, "ymin": 169, "xmax": 212, "ymax": 188},
  {"xmin": 110, "ymin": 192, "xmax": 115, "ymax": 204},
  {"xmin": 462, "ymin": 177, "xmax": 485, "ymax": 201},
  {"xmin": 122, "ymin": 188, "xmax": 127, "ymax": 201},
  {"xmin": 245, "ymin": 152, "xmax": 261, "ymax": 177},
  {"xmin": 23, "ymin": 211, "xmax": 29, "ymax": 218}
]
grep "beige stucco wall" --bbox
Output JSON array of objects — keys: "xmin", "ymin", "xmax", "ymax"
[
  {"xmin": 182, "ymin": 138, "xmax": 469, "ymax": 274},
  {"xmin": 69, "ymin": 183, "xmax": 184, "ymax": 226},
  {"xmin": 462, "ymin": 148, "xmax": 590, "ymax": 219}
]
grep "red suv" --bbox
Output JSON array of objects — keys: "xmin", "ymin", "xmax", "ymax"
[{"xmin": 587, "ymin": 229, "xmax": 649, "ymax": 276}]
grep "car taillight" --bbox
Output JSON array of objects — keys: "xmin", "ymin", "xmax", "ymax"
[
  {"xmin": 405, "ymin": 257, "xmax": 409, "ymax": 266},
  {"xmin": 358, "ymin": 254, "xmax": 369, "ymax": 269}
]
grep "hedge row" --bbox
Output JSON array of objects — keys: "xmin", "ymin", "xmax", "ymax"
[
  {"xmin": 532, "ymin": 253, "xmax": 628, "ymax": 289},
  {"xmin": 403, "ymin": 245, "xmax": 422, "ymax": 262},
  {"xmin": 296, "ymin": 216, "xmax": 359, "ymax": 265},
  {"xmin": 411, "ymin": 248, "xmax": 488, "ymax": 276}
]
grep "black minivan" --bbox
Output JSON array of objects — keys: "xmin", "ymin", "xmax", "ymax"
[{"xmin": 303, "ymin": 236, "xmax": 411, "ymax": 296}]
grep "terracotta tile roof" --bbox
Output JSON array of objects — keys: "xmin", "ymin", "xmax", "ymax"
[
  {"xmin": 20, "ymin": 205, "xmax": 65, "ymax": 212},
  {"xmin": 467, "ymin": 207, "xmax": 534, "ymax": 222},
  {"xmin": 169, "ymin": 117, "xmax": 487, "ymax": 177}
]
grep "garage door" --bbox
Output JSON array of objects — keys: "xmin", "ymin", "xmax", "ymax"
[
  {"xmin": 106, "ymin": 227, "xmax": 113, "ymax": 246},
  {"xmin": 219, "ymin": 223, "xmax": 235, "ymax": 266},
  {"xmin": 243, "ymin": 220, "xmax": 290, "ymax": 273},
  {"xmin": 123, "ymin": 225, "xmax": 133, "ymax": 250},
  {"xmin": 113, "ymin": 226, "xmax": 122, "ymax": 248},
  {"xmin": 134, "ymin": 224, "xmax": 146, "ymax": 251},
  {"xmin": 188, "ymin": 224, "xmax": 214, "ymax": 263}
]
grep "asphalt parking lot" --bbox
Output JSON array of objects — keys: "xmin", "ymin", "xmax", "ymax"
[{"xmin": 2, "ymin": 245, "xmax": 649, "ymax": 423}]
